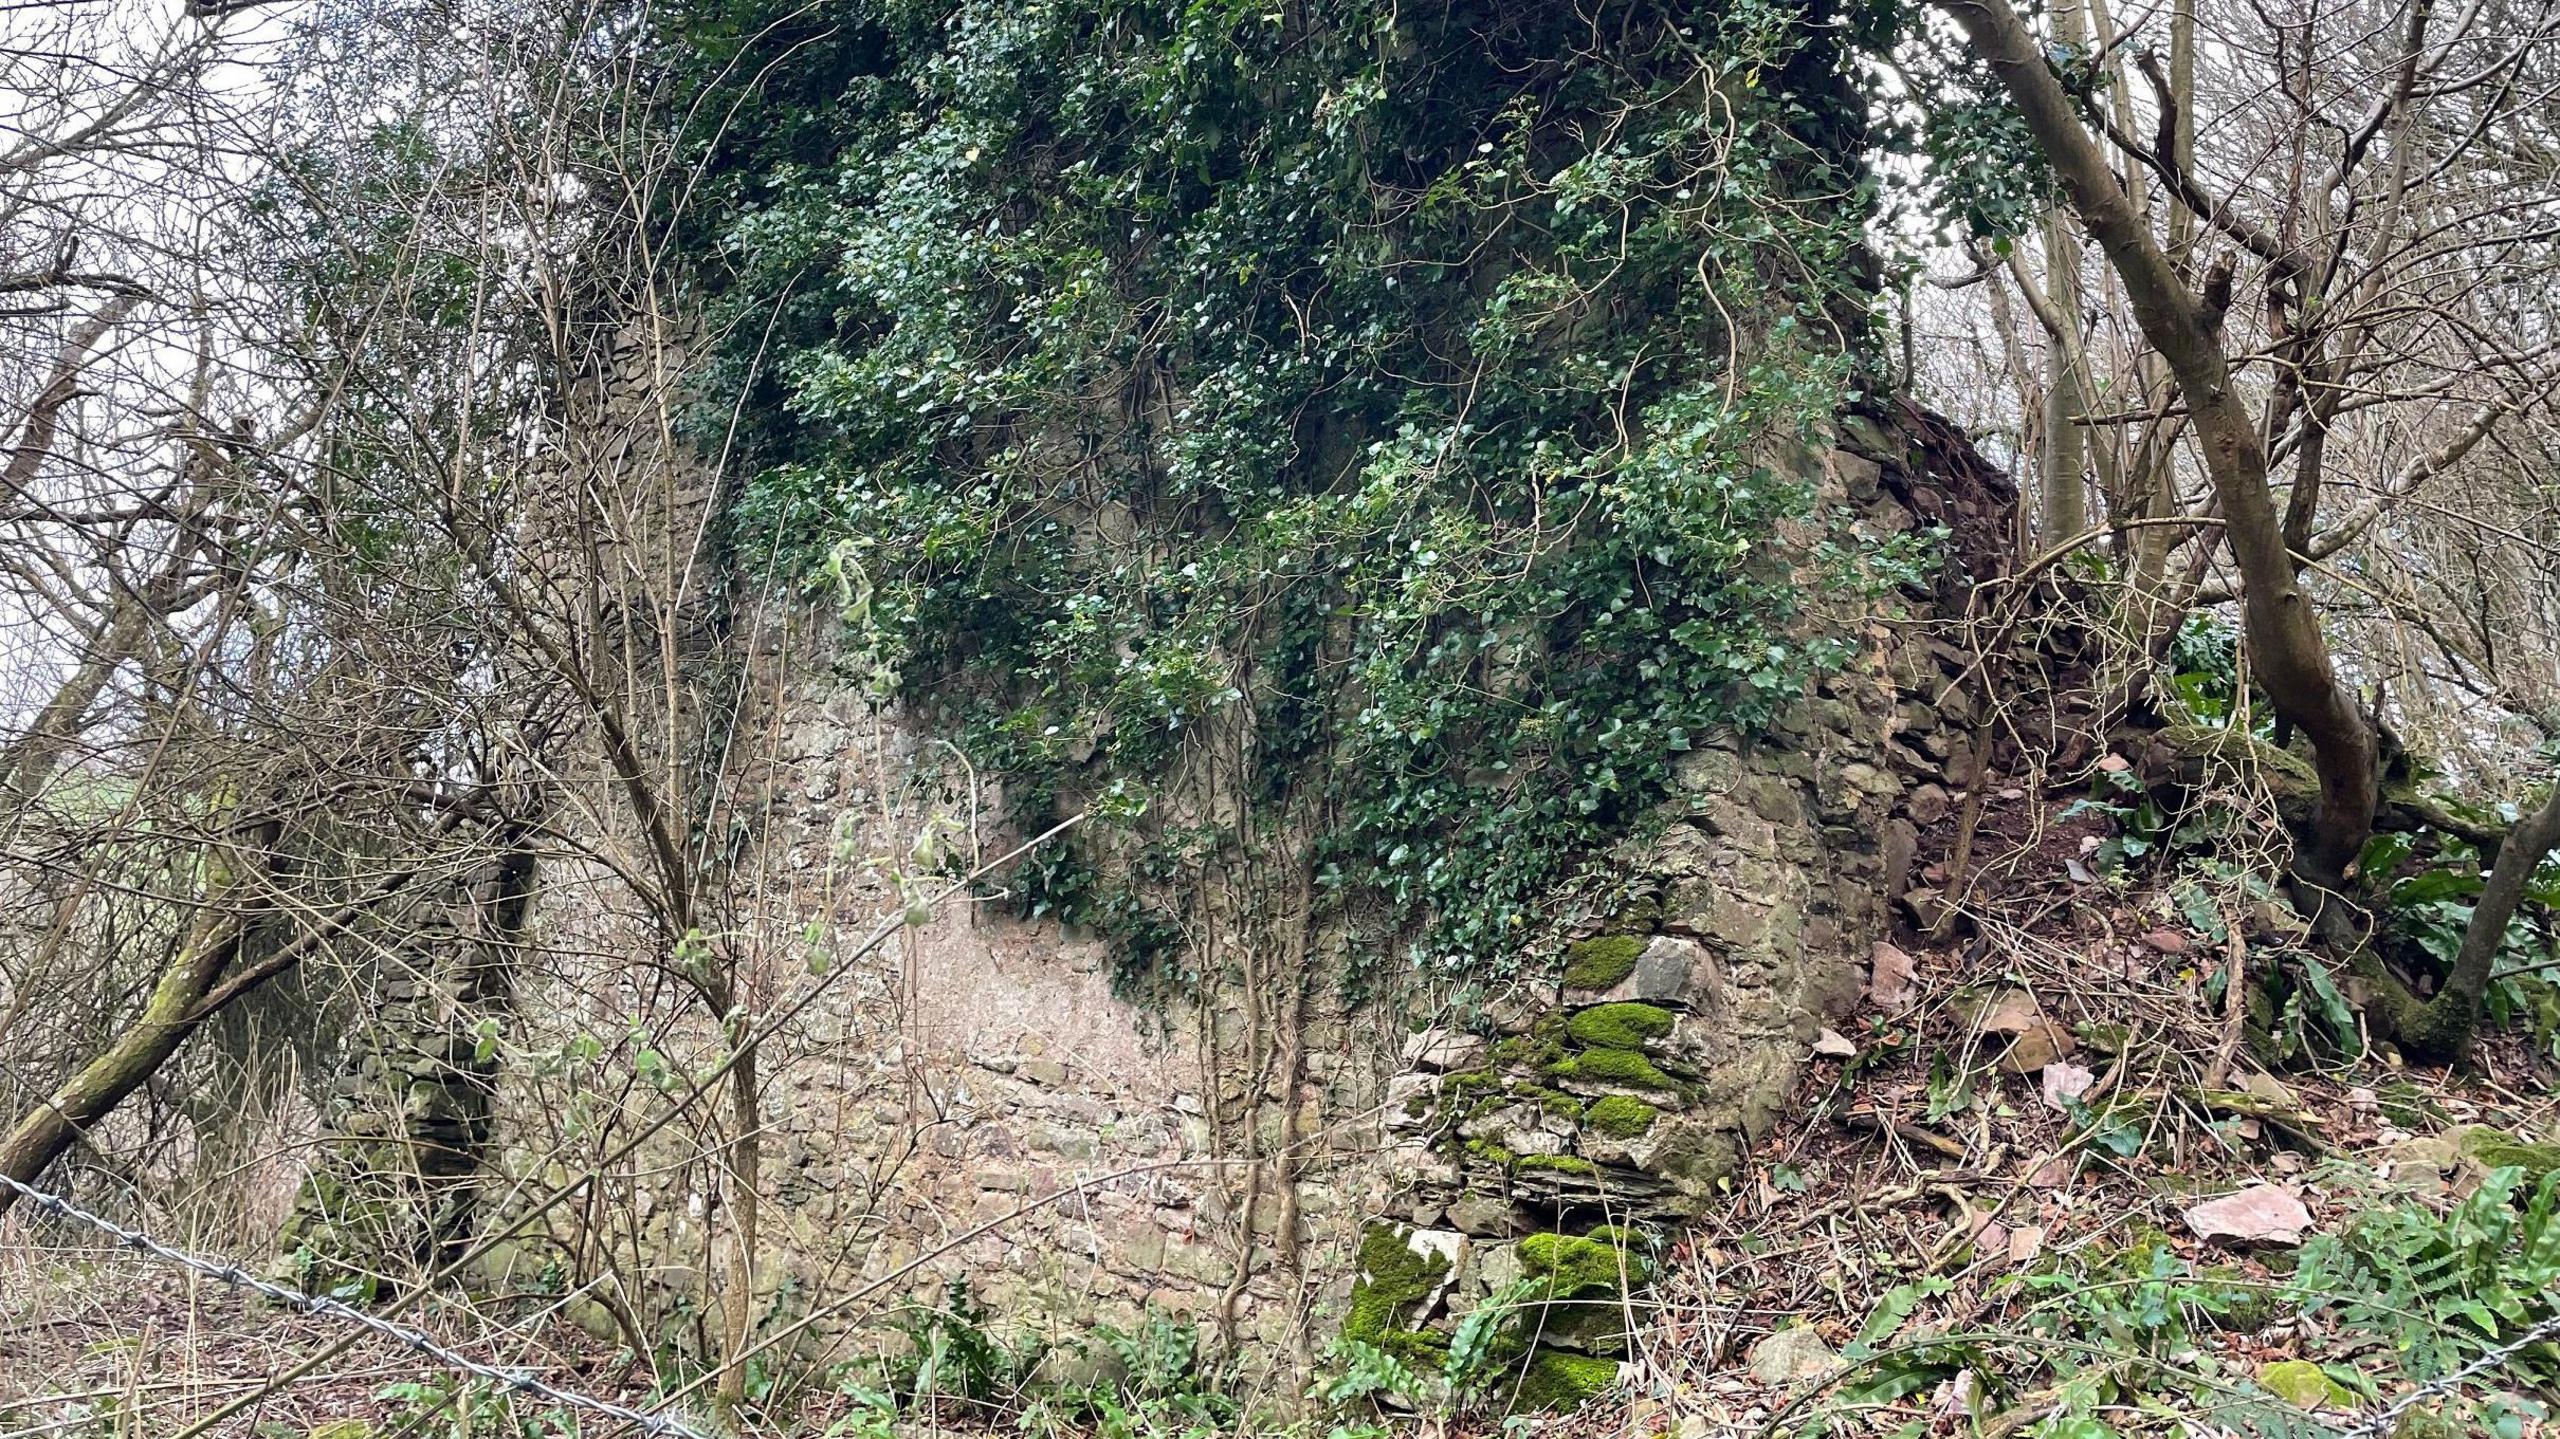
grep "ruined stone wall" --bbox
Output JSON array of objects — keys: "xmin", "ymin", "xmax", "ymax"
[
  {"xmin": 1342, "ymin": 407, "xmax": 2011, "ymax": 1400},
  {"xmin": 474, "ymin": 403, "xmax": 2007, "ymax": 1402}
]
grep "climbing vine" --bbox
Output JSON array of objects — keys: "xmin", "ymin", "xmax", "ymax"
[{"xmin": 665, "ymin": 0, "xmax": 1922, "ymax": 997}]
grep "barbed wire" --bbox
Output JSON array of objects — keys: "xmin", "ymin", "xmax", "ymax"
[
  {"xmin": 2336, "ymin": 1306, "xmax": 2560, "ymax": 1439},
  {"xmin": 0, "ymin": 1170, "xmax": 709, "ymax": 1439},
  {"xmin": 6, "ymin": 1156, "xmax": 2552, "ymax": 1439}
]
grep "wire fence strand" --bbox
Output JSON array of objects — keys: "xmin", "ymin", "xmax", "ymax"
[
  {"xmin": 0, "ymin": 1171, "xmax": 708, "ymax": 1438},
  {"xmin": 2337, "ymin": 1305, "xmax": 2560, "ymax": 1439}
]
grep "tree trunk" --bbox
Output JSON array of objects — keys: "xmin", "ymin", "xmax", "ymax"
[
  {"xmin": 0, "ymin": 909, "xmax": 243, "ymax": 1208},
  {"xmin": 1936, "ymin": 0, "xmax": 2380, "ymax": 884},
  {"xmin": 2035, "ymin": 0, "xmax": 2092, "ymax": 542},
  {"xmin": 2361, "ymin": 778, "xmax": 2560, "ymax": 1062},
  {"xmin": 2038, "ymin": 213, "xmax": 2089, "ymax": 542}
]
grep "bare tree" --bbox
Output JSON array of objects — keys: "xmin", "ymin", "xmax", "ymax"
[{"xmin": 1933, "ymin": 0, "xmax": 2560, "ymax": 1057}]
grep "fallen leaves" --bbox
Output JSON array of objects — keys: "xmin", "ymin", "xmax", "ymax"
[
  {"xmin": 2039, "ymin": 1061, "xmax": 2095, "ymax": 1112},
  {"xmin": 1968, "ymin": 986, "xmax": 2078, "ymax": 1074}
]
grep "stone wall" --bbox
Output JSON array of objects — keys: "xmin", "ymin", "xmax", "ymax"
[
  {"xmin": 1342, "ymin": 405, "xmax": 2012, "ymax": 1401},
  {"xmin": 470, "ymin": 402, "xmax": 2009, "ymax": 1404}
]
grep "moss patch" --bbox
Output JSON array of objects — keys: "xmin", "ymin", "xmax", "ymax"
[
  {"xmin": 2200, "ymin": 1265, "xmax": 2278, "ymax": 1331},
  {"xmin": 2257, "ymin": 1359, "xmax": 2355, "ymax": 1410},
  {"xmin": 1516, "ymin": 1153, "xmax": 1600, "ymax": 1176},
  {"xmin": 1550, "ymin": 1046, "xmax": 1676, "ymax": 1091},
  {"xmin": 1584, "ymin": 1094, "xmax": 1658, "ymax": 1138},
  {"xmin": 1519, "ymin": 1231, "xmax": 1647, "ymax": 1297},
  {"xmin": 1524, "ymin": 1298, "xmax": 1634, "ymax": 1356},
  {"xmin": 1536, "ymin": 1089, "xmax": 1587, "ymax": 1121},
  {"xmin": 1344, "ymin": 1223, "xmax": 1452, "ymax": 1365},
  {"xmin": 2459, "ymin": 1127, "xmax": 2560, "ymax": 1180},
  {"xmin": 2377, "ymin": 1079, "xmax": 2437, "ymax": 1129},
  {"xmin": 2154, "ymin": 723, "xmax": 2321, "ymax": 804},
  {"xmin": 1563, "ymin": 935, "xmax": 1643, "ymax": 990},
  {"xmin": 1566, "ymin": 1002, "xmax": 1675, "ymax": 1049},
  {"xmin": 1507, "ymin": 1349, "xmax": 1621, "ymax": 1410}
]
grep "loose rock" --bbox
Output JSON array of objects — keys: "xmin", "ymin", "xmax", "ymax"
[
  {"xmin": 1748, "ymin": 1325, "xmax": 1841, "ymax": 1385},
  {"xmin": 2183, "ymin": 1184, "xmax": 2314, "ymax": 1247}
]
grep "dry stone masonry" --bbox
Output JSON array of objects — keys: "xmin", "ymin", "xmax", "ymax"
[
  {"xmin": 1346, "ymin": 404, "xmax": 2012, "ymax": 1400},
  {"xmin": 465, "ymin": 403, "xmax": 2011, "ymax": 1406}
]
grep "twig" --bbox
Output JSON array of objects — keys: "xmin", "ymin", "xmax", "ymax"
[{"xmin": 2204, "ymin": 907, "xmax": 2249, "ymax": 1089}]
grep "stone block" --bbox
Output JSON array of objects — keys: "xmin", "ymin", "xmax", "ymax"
[
  {"xmin": 1384, "ymin": 1072, "xmax": 1440, "ymax": 1131},
  {"xmin": 1592, "ymin": 935, "xmax": 1713, "ymax": 1009},
  {"xmin": 1401, "ymin": 1027, "xmax": 1487, "ymax": 1072}
]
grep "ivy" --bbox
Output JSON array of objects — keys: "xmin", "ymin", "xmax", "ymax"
[{"xmin": 665, "ymin": 0, "xmax": 1912, "ymax": 999}]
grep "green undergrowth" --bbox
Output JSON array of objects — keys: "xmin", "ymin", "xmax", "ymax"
[
  {"xmin": 797, "ymin": 1269, "xmax": 1635, "ymax": 1439},
  {"xmin": 2061, "ymin": 687, "xmax": 2560, "ymax": 1071},
  {"xmin": 1784, "ymin": 1161, "xmax": 2560, "ymax": 1438}
]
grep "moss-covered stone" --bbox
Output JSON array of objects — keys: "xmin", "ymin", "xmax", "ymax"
[
  {"xmin": 2153, "ymin": 723, "xmax": 2321, "ymax": 807},
  {"xmin": 2458, "ymin": 1126, "xmax": 2560, "ymax": 1180},
  {"xmin": 1523, "ymin": 1297, "xmax": 1634, "ymax": 1356},
  {"xmin": 1518, "ymin": 1231, "xmax": 1647, "ymax": 1296},
  {"xmin": 2200, "ymin": 1265, "xmax": 2278, "ymax": 1331},
  {"xmin": 1608, "ymin": 890, "xmax": 1666, "ymax": 931},
  {"xmin": 1549, "ymin": 1045, "xmax": 1676, "ymax": 1091},
  {"xmin": 1507, "ymin": 1349, "xmax": 1620, "ymax": 1410},
  {"xmin": 1584, "ymin": 1094, "xmax": 1658, "ymax": 1137},
  {"xmin": 1344, "ymin": 1223, "xmax": 1452, "ymax": 1365},
  {"xmin": 2377, "ymin": 1079, "xmax": 2436, "ymax": 1129},
  {"xmin": 2257, "ymin": 1359, "xmax": 2354, "ymax": 1409},
  {"xmin": 1515, "ymin": 1153, "xmax": 1600, "ymax": 1177},
  {"xmin": 1565, "ymin": 1002, "xmax": 1674, "ymax": 1050},
  {"xmin": 1563, "ymin": 935, "xmax": 1643, "ymax": 990}
]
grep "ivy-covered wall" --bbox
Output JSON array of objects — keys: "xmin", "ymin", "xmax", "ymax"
[
  {"xmin": 498, "ymin": 0, "xmax": 2018, "ymax": 1407},
  {"xmin": 469, "ymin": 399, "xmax": 2005, "ymax": 1411},
  {"xmin": 1353, "ymin": 406, "xmax": 2009, "ymax": 1404},
  {"xmin": 666, "ymin": 0, "xmax": 1921, "ymax": 1009}
]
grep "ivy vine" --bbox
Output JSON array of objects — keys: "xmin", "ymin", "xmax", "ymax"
[{"xmin": 663, "ymin": 0, "xmax": 1931, "ymax": 999}]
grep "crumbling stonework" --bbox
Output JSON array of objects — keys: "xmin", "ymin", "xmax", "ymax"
[
  {"xmin": 285, "ymin": 843, "xmax": 536, "ymax": 1282},
  {"xmin": 466, "ymin": 402, "xmax": 2009, "ymax": 1404},
  {"xmin": 1341, "ymin": 405, "xmax": 2012, "ymax": 1397}
]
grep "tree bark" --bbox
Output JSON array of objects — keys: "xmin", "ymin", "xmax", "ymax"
[
  {"xmin": 2034, "ymin": 0, "xmax": 2092, "ymax": 542},
  {"xmin": 2038, "ymin": 214, "xmax": 2090, "ymax": 542}
]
